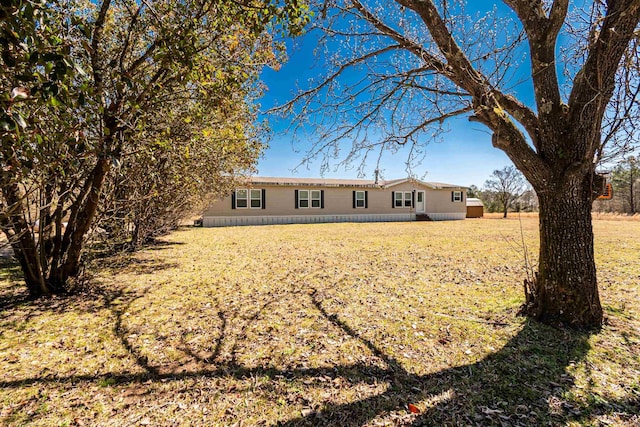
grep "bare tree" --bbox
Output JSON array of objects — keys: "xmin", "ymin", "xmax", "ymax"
[
  {"xmin": 484, "ymin": 166, "xmax": 525, "ymax": 218},
  {"xmin": 278, "ymin": 1, "xmax": 640, "ymax": 328},
  {"xmin": 518, "ymin": 187, "xmax": 539, "ymax": 212}
]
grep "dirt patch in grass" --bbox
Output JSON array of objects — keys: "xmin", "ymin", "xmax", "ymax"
[{"xmin": 1, "ymin": 218, "xmax": 639, "ymax": 426}]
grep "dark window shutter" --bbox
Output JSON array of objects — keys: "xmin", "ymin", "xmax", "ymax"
[
  {"xmin": 231, "ymin": 192, "xmax": 236, "ymax": 209},
  {"xmin": 321, "ymin": 190, "xmax": 325, "ymax": 209},
  {"xmin": 392, "ymin": 191, "xmax": 395, "ymax": 208},
  {"xmin": 262, "ymin": 189, "xmax": 266, "ymax": 209},
  {"xmin": 412, "ymin": 190, "xmax": 415, "ymax": 208},
  {"xmin": 295, "ymin": 190, "xmax": 299, "ymax": 209},
  {"xmin": 353, "ymin": 191, "xmax": 356, "ymax": 209},
  {"xmin": 461, "ymin": 191, "xmax": 464, "ymax": 202},
  {"xmin": 451, "ymin": 191, "xmax": 454, "ymax": 202},
  {"xmin": 365, "ymin": 191, "xmax": 368, "ymax": 208}
]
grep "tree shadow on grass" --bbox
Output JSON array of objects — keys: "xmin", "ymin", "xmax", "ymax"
[
  {"xmin": 0, "ymin": 235, "xmax": 184, "ymax": 312},
  {"xmin": 281, "ymin": 290, "xmax": 638, "ymax": 426},
  {"xmin": 276, "ymin": 291, "xmax": 594, "ymax": 426},
  {"xmin": 0, "ymin": 249, "xmax": 181, "ymax": 328},
  {"xmin": 144, "ymin": 239, "xmax": 186, "ymax": 250},
  {"xmin": 100, "ymin": 257, "xmax": 182, "ymax": 276},
  {"xmin": 88, "ymin": 238, "xmax": 184, "ymax": 276},
  {"xmin": 1, "ymin": 285, "xmax": 637, "ymax": 426}
]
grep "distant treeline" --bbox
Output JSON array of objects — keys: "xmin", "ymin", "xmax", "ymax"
[
  {"xmin": 593, "ymin": 157, "xmax": 639, "ymax": 215},
  {"xmin": 470, "ymin": 157, "xmax": 639, "ymax": 215}
]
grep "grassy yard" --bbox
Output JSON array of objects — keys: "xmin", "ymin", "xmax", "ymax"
[{"xmin": 1, "ymin": 217, "xmax": 639, "ymax": 426}]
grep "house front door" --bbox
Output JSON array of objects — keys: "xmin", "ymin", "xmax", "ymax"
[{"xmin": 416, "ymin": 191, "xmax": 425, "ymax": 213}]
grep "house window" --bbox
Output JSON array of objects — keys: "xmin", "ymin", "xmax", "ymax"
[
  {"xmin": 311, "ymin": 190, "xmax": 322, "ymax": 208},
  {"xmin": 404, "ymin": 192, "xmax": 413, "ymax": 207},
  {"xmin": 394, "ymin": 191, "xmax": 413, "ymax": 208},
  {"xmin": 236, "ymin": 189, "xmax": 248, "ymax": 208},
  {"xmin": 234, "ymin": 189, "xmax": 263, "ymax": 209},
  {"xmin": 452, "ymin": 191, "xmax": 462, "ymax": 202},
  {"xmin": 250, "ymin": 189, "xmax": 262, "ymax": 208},
  {"xmin": 355, "ymin": 191, "xmax": 367, "ymax": 208},
  {"xmin": 299, "ymin": 190, "xmax": 309, "ymax": 208},
  {"xmin": 394, "ymin": 192, "xmax": 403, "ymax": 208},
  {"xmin": 297, "ymin": 189, "xmax": 323, "ymax": 209}
]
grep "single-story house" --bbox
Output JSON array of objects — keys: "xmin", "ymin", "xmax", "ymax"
[
  {"xmin": 466, "ymin": 198, "xmax": 484, "ymax": 218},
  {"xmin": 202, "ymin": 177, "xmax": 468, "ymax": 227}
]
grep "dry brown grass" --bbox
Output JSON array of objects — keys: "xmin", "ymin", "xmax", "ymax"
[
  {"xmin": 592, "ymin": 212, "xmax": 640, "ymax": 221},
  {"xmin": 482, "ymin": 212, "xmax": 540, "ymax": 219},
  {"xmin": 483, "ymin": 211, "xmax": 640, "ymax": 221},
  {"xmin": 1, "ymin": 218, "xmax": 639, "ymax": 426}
]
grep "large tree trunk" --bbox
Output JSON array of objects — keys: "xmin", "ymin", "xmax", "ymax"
[
  {"xmin": 1, "ymin": 164, "xmax": 51, "ymax": 297},
  {"xmin": 524, "ymin": 174, "xmax": 603, "ymax": 328},
  {"xmin": 10, "ymin": 235, "xmax": 48, "ymax": 297},
  {"xmin": 49, "ymin": 156, "xmax": 111, "ymax": 289}
]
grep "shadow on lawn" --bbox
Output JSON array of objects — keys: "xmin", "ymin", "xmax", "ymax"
[
  {"xmin": 277, "ymin": 292, "xmax": 592, "ymax": 426},
  {"xmin": 114, "ymin": 289, "xmax": 639, "ymax": 426},
  {"xmin": 1, "ymin": 285, "xmax": 637, "ymax": 426},
  {"xmin": 88, "ymin": 239, "xmax": 184, "ymax": 276},
  {"xmin": 0, "ymin": 238, "xmax": 183, "ymax": 314}
]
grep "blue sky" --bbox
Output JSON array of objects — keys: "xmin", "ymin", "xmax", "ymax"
[{"xmin": 255, "ymin": 3, "xmax": 524, "ymax": 188}]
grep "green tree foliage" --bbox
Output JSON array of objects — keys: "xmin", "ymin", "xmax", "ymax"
[
  {"xmin": 1, "ymin": 0, "xmax": 84, "ymax": 295},
  {"xmin": 100, "ymin": 93, "xmax": 265, "ymax": 248},
  {"xmin": 609, "ymin": 156, "xmax": 639, "ymax": 214},
  {"xmin": 594, "ymin": 156, "xmax": 640, "ymax": 215},
  {"xmin": 466, "ymin": 184, "xmax": 480, "ymax": 198},
  {"xmin": 593, "ymin": 157, "xmax": 640, "ymax": 214},
  {"xmin": 1, "ymin": 0, "xmax": 310, "ymax": 296}
]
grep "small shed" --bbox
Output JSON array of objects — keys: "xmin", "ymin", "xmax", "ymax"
[{"xmin": 466, "ymin": 198, "xmax": 484, "ymax": 218}]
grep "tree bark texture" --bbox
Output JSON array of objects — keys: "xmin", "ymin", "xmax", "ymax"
[
  {"xmin": 526, "ymin": 174, "xmax": 603, "ymax": 327},
  {"xmin": 49, "ymin": 156, "xmax": 112, "ymax": 288},
  {"xmin": 1, "ymin": 154, "xmax": 111, "ymax": 295},
  {"xmin": 0, "ymin": 152, "xmax": 49, "ymax": 296}
]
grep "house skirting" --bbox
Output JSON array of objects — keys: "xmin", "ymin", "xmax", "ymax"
[
  {"xmin": 428, "ymin": 212, "xmax": 466, "ymax": 221},
  {"xmin": 202, "ymin": 212, "xmax": 465, "ymax": 227}
]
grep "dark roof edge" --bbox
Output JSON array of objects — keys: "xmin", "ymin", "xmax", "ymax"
[
  {"xmin": 249, "ymin": 177, "xmax": 468, "ymax": 190},
  {"xmin": 250, "ymin": 181, "xmax": 382, "ymax": 188}
]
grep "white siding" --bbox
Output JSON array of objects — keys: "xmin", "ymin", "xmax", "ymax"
[
  {"xmin": 425, "ymin": 212, "xmax": 467, "ymax": 221},
  {"xmin": 202, "ymin": 213, "xmax": 413, "ymax": 227},
  {"xmin": 202, "ymin": 178, "xmax": 467, "ymax": 227}
]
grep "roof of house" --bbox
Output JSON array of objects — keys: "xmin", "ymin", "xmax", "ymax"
[
  {"xmin": 466, "ymin": 198, "xmax": 484, "ymax": 207},
  {"xmin": 249, "ymin": 177, "xmax": 467, "ymax": 190}
]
